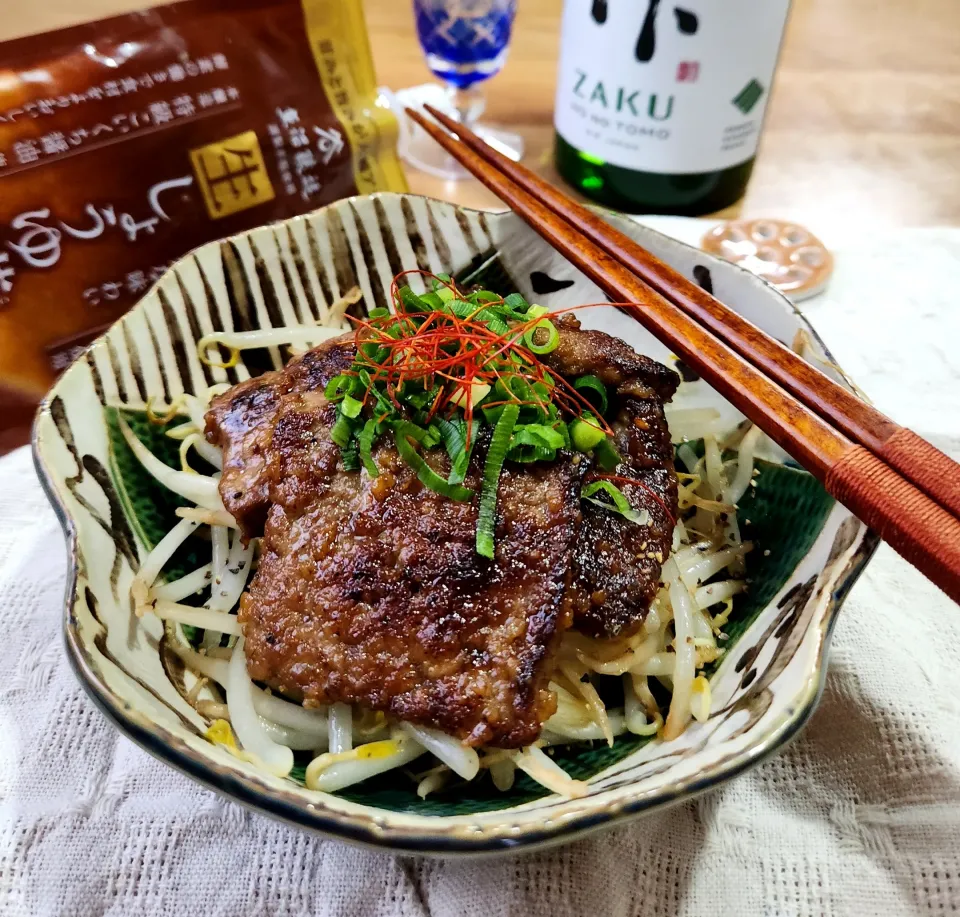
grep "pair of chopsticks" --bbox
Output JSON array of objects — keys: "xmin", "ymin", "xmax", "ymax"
[{"xmin": 407, "ymin": 104, "xmax": 960, "ymax": 604}]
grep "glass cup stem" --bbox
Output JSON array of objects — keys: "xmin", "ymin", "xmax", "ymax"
[{"xmin": 446, "ymin": 84, "xmax": 486, "ymax": 131}]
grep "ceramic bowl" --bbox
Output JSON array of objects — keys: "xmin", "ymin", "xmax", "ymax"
[{"xmin": 33, "ymin": 193, "xmax": 877, "ymax": 855}]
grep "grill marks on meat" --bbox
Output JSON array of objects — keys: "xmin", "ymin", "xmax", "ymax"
[
  {"xmin": 205, "ymin": 317, "xmax": 679, "ymax": 745},
  {"xmin": 205, "ymin": 337, "xmax": 354, "ymax": 532},
  {"xmin": 243, "ymin": 448, "xmax": 582, "ymax": 747},
  {"xmin": 546, "ymin": 316, "xmax": 679, "ymax": 639},
  {"xmin": 207, "ymin": 340, "xmax": 582, "ymax": 748},
  {"xmin": 568, "ymin": 390, "xmax": 677, "ymax": 639}
]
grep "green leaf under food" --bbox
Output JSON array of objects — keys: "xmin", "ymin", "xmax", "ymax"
[
  {"xmin": 707, "ymin": 457, "xmax": 835, "ymax": 653},
  {"xmin": 105, "ymin": 407, "xmax": 210, "ymax": 588}
]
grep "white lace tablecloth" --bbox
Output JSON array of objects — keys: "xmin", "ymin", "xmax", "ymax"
[{"xmin": 1, "ymin": 223, "xmax": 958, "ymax": 916}]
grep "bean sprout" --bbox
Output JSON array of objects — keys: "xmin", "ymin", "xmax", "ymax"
[
  {"xmin": 151, "ymin": 564, "xmax": 212, "ymax": 603},
  {"xmin": 328, "ymin": 703, "xmax": 353, "ymax": 754},
  {"xmin": 131, "ymin": 517, "xmax": 200, "ymax": 609},
  {"xmin": 119, "ymin": 417, "xmax": 224, "ymax": 511},
  {"xmin": 226, "ymin": 637, "xmax": 294, "ymax": 777}
]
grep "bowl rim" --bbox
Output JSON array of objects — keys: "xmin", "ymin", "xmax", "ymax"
[{"xmin": 32, "ymin": 193, "xmax": 880, "ymax": 855}]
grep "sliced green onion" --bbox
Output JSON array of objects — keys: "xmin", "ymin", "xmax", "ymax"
[
  {"xmin": 444, "ymin": 299, "xmax": 475, "ymax": 319},
  {"xmin": 324, "ymin": 373, "xmax": 356, "ymax": 401},
  {"xmin": 571, "ymin": 413, "xmax": 605, "ymax": 451},
  {"xmin": 367, "ymin": 307, "xmax": 391, "ymax": 320},
  {"xmin": 531, "ymin": 381, "xmax": 554, "ymax": 403},
  {"xmin": 358, "ymin": 418, "xmax": 380, "ymax": 477},
  {"xmin": 512, "ymin": 424, "xmax": 565, "ymax": 451},
  {"xmin": 526, "ymin": 304, "xmax": 549, "ymax": 319},
  {"xmin": 508, "ymin": 423, "xmax": 564, "ymax": 463},
  {"xmin": 341, "ymin": 394, "xmax": 363, "ymax": 419},
  {"xmin": 486, "ymin": 316, "xmax": 510, "ymax": 336},
  {"xmin": 394, "ymin": 422, "xmax": 473, "ymax": 502},
  {"xmin": 398, "ymin": 286, "xmax": 427, "ymax": 313},
  {"xmin": 509, "ymin": 444, "xmax": 556, "ymax": 463},
  {"xmin": 482, "ymin": 404, "xmax": 505, "ymax": 426},
  {"xmin": 403, "ymin": 386, "xmax": 436, "ymax": 411},
  {"xmin": 476, "ymin": 404, "xmax": 519, "ymax": 559},
  {"xmin": 523, "ymin": 318, "xmax": 559, "ymax": 355},
  {"xmin": 594, "ymin": 437, "xmax": 622, "ymax": 471},
  {"xmin": 421, "ymin": 424, "xmax": 442, "ymax": 449},
  {"xmin": 581, "ymin": 480, "xmax": 649, "ymax": 525},
  {"xmin": 437, "ymin": 286, "xmax": 456, "ymax": 303},
  {"xmin": 359, "ymin": 371, "xmax": 395, "ymax": 417},
  {"xmin": 331, "ymin": 410, "xmax": 354, "ymax": 447},
  {"xmin": 359, "ymin": 342, "xmax": 389, "ymax": 364},
  {"xmin": 434, "ymin": 417, "xmax": 471, "ymax": 485},
  {"xmin": 340, "ymin": 442, "xmax": 361, "ymax": 471},
  {"xmin": 573, "ymin": 375, "xmax": 609, "ymax": 415},
  {"xmin": 433, "ymin": 272, "xmax": 452, "ymax": 286},
  {"xmin": 503, "ymin": 292, "xmax": 528, "ymax": 311},
  {"xmin": 418, "ymin": 291, "xmax": 444, "ymax": 310},
  {"xmin": 501, "ymin": 374, "xmax": 535, "ymax": 405},
  {"xmin": 472, "ymin": 290, "xmax": 501, "ymax": 304}
]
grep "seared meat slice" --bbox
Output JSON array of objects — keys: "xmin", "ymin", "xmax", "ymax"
[
  {"xmin": 205, "ymin": 337, "xmax": 354, "ymax": 533},
  {"xmin": 546, "ymin": 318, "xmax": 679, "ymax": 400},
  {"xmin": 243, "ymin": 445, "xmax": 582, "ymax": 747},
  {"xmin": 206, "ymin": 339, "xmax": 583, "ymax": 747},
  {"xmin": 545, "ymin": 316, "xmax": 680, "ymax": 639}
]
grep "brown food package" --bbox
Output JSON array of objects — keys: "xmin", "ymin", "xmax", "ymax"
[{"xmin": 0, "ymin": 0, "xmax": 407, "ymax": 452}]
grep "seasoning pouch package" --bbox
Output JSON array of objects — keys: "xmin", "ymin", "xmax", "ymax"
[{"xmin": 0, "ymin": 0, "xmax": 406, "ymax": 451}]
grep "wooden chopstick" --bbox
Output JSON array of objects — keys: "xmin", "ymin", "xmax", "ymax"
[
  {"xmin": 421, "ymin": 104, "xmax": 960, "ymax": 523},
  {"xmin": 406, "ymin": 106, "xmax": 960, "ymax": 604}
]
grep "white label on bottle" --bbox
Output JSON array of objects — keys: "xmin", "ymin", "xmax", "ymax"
[{"xmin": 554, "ymin": 0, "xmax": 791, "ymax": 174}]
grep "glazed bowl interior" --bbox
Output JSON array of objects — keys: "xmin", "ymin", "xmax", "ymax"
[{"xmin": 33, "ymin": 193, "xmax": 876, "ymax": 854}]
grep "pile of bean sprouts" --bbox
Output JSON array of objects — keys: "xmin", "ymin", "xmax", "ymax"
[{"xmin": 124, "ymin": 308, "xmax": 757, "ymax": 800}]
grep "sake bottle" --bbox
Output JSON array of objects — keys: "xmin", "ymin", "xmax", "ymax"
[{"xmin": 553, "ymin": 0, "xmax": 792, "ymax": 215}]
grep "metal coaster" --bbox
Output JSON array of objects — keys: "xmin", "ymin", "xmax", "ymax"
[{"xmin": 701, "ymin": 219, "xmax": 834, "ymax": 301}]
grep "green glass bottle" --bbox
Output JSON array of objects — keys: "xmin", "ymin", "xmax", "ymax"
[{"xmin": 554, "ymin": 0, "xmax": 792, "ymax": 216}]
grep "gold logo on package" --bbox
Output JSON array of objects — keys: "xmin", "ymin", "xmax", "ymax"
[{"xmin": 190, "ymin": 131, "xmax": 276, "ymax": 219}]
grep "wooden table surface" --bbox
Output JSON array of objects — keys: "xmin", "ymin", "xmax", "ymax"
[{"xmin": 3, "ymin": 0, "xmax": 959, "ymax": 229}]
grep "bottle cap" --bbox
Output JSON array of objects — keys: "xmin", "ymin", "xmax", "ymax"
[{"xmin": 701, "ymin": 219, "xmax": 833, "ymax": 301}]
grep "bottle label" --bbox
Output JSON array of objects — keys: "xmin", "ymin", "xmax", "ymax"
[{"xmin": 554, "ymin": 0, "xmax": 791, "ymax": 175}]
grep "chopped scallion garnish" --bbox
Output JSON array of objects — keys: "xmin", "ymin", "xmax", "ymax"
[
  {"xmin": 573, "ymin": 374, "xmax": 609, "ymax": 415},
  {"xmin": 340, "ymin": 442, "xmax": 361, "ymax": 471},
  {"xmin": 331, "ymin": 411, "xmax": 354, "ymax": 447},
  {"xmin": 358, "ymin": 418, "xmax": 380, "ymax": 477},
  {"xmin": 571, "ymin": 413, "xmax": 606, "ymax": 452},
  {"xmin": 434, "ymin": 416, "xmax": 472, "ymax": 485},
  {"xmin": 581, "ymin": 480, "xmax": 650, "ymax": 525},
  {"xmin": 325, "ymin": 373, "xmax": 356, "ymax": 401},
  {"xmin": 321, "ymin": 273, "xmax": 618, "ymax": 557},
  {"xmin": 522, "ymin": 318, "xmax": 560, "ymax": 355},
  {"xmin": 593, "ymin": 437, "xmax": 622, "ymax": 471},
  {"xmin": 476, "ymin": 404, "xmax": 519, "ymax": 559},
  {"xmin": 394, "ymin": 422, "xmax": 474, "ymax": 502},
  {"xmin": 341, "ymin": 394, "xmax": 363, "ymax": 418}
]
